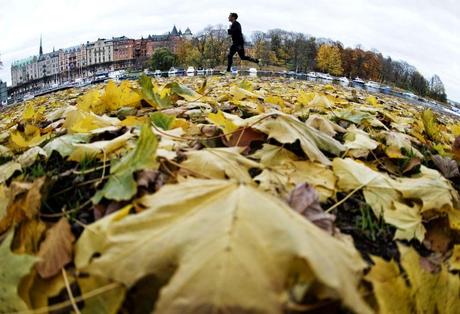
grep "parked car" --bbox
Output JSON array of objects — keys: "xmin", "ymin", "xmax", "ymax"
[
  {"xmin": 403, "ymin": 91, "xmax": 417, "ymax": 99},
  {"xmin": 316, "ymin": 72, "xmax": 333, "ymax": 80},
  {"xmin": 365, "ymin": 80, "xmax": 381, "ymax": 89},
  {"xmin": 168, "ymin": 67, "xmax": 177, "ymax": 76},
  {"xmin": 352, "ymin": 77, "xmax": 365, "ymax": 85},
  {"xmin": 23, "ymin": 93, "xmax": 34, "ymax": 101},
  {"xmin": 379, "ymin": 85, "xmax": 392, "ymax": 93}
]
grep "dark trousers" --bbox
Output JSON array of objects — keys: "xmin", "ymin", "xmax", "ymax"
[{"xmin": 227, "ymin": 44, "xmax": 258, "ymax": 71}]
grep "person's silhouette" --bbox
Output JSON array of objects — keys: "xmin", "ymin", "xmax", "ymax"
[{"xmin": 226, "ymin": 13, "xmax": 259, "ymax": 72}]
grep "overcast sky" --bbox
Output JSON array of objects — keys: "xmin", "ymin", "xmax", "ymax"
[{"xmin": 1, "ymin": 0, "xmax": 459, "ymax": 100}]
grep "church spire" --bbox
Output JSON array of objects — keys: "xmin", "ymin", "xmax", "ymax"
[{"xmin": 39, "ymin": 35, "xmax": 43, "ymax": 56}]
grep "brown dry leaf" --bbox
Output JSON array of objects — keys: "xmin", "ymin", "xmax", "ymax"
[
  {"xmin": 0, "ymin": 177, "xmax": 45, "ymax": 234},
  {"xmin": 12, "ymin": 219, "xmax": 47, "ymax": 255},
  {"xmin": 452, "ymin": 136, "xmax": 460, "ymax": 160},
  {"xmin": 36, "ymin": 218, "xmax": 75, "ymax": 278},
  {"xmin": 402, "ymin": 157, "xmax": 421, "ymax": 174},
  {"xmin": 432, "ymin": 155, "xmax": 459, "ymax": 179},
  {"xmin": 287, "ymin": 183, "xmax": 335, "ymax": 234},
  {"xmin": 422, "ymin": 217, "xmax": 453, "ymax": 254},
  {"xmin": 223, "ymin": 127, "xmax": 266, "ymax": 148}
]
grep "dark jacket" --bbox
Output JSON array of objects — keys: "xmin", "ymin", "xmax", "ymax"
[{"xmin": 228, "ymin": 21, "xmax": 244, "ymax": 46}]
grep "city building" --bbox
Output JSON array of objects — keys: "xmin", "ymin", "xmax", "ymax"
[
  {"xmin": 146, "ymin": 25, "xmax": 193, "ymax": 55},
  {"xmin": 11, "ymin": 37, "xmax": 59, "ymax": 86},
  {"xmin": 86, "ymin": 38, "xmax": 113, "ymax": 66},
  {"xmin": 113, "ymin": 36, "xmax": 135, "ymax": 61},
  {"xmin": 59, "ymin": 44, "xmax": 87, "ymax": 81},
  {"xmin": 0, "ymin": 80, "xmax": 7, "ymax": 105},
  {"xmin": 9, "ymin": 25, "xmax": 193, "ymax": 91},
  {"xmin": 11, "ymin": 57, "xmax": 35, "ymax": 86}
]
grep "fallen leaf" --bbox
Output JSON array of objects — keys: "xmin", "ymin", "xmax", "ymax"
[
  {"xmin": 63, "ymin": 109, "xmax": 121, "ymax": 133},
  {"xmin": 167, "ymin": 81, "xmax": 202, "ymax": 101},
  {"xmin": 76, "ymin": 179, "xmax": 371, "ymax": 314},
  {"xmin": 287, "ymin": 183, "xmax": 335, "ymax": 234},
  {"xmin": 10, "ymin": 125, "xmax": 46, "ymax": 149},
  {"xmin": 449, "ymin": 245, "xmax": 460, "ymax": 271},
  {"xmin": 383, "ymin": 201, "xmax": 426, "ymax": 242},
  {"xmin": 137, "ymin": 75, "xmax": 172, "ymax": 108},
  {"xmin": 181, "ymin": 147, "xmax": 259, "ymax": 183},
  {"xmin": 0, "ymin": 161, "xmax": 21, "ymax": 184},
  {"xmin": 432, "ymin": 155, "xmax": 459, "ymax": 179},
  {"xmin": 0, "ymin": 177, "xmax": 45, "ymax": 234},
  {"xmin": 333, "ymin": 158, "xmax": 399, "ymax": 217},
  {"xmin": 99, "ymin": 80, "xmax": 141, "ymax": 112},
  {"xmin": 16, "ymin": 147, "xmax": 47, "ymax": 168},
  {"xmin": 452, "ymin": 136, "xmax": 460, "ymax": 160},
  {"xmin": 0, "ymin": 231, "xmax": 38, "ymax": 313},
  {"xmin": 422, "ymin": 109, "xmax": 441, "ymax": 142},
  {"xmin": 396, "ymin": 166, "xmax": 459, "ymax": 212},
  {"xmin": 68, "ymin": 130, "xmax": 133, "ymax": 162},
  {"xmin": 78, "ymin": 275, "xmax": 125, "ymax": 314},
  {"xmin": 378, "ymin": 131, "xmax": 423, "ymax": 159},
  {"xmin": 422, "ymin": 217, "xmax": 452, "ymax": 254},
  {"xmin": 366, "ymin": 245, "xmax": 460, "ymax": 314},
  {"xmin": 223, "ymin": 127, "xmax": 266, "ymax": 148},
  {"xmin": 150, "ymin": 111, "xmax": 176, "ymax": 130},
  {"xmin": 43, "ymin": 133, "xmax": 91, "ymax": 158},
  {"xmin": 247, "ymin": 112, "xmax": 345, "ymax": 165},
  {"xmin": 92, "ymin": 124, "xmax": 158, "ymax": 203},
  {"xmin": 343, "ymin": 125, "xmax": 379, "ymax": 158},
  {"xmin": 251, "ymin": 144, "xmax": 299, "ymax": 167},
  {"xmin": 207, "ymin": 110, "xmax": 239, "ymax": 140},
  {"xmin": 306, "ymin": 114, "xmax": 346, "ymax": 137},
  {"xmin": 12, "ymin": 218, "xmax": 47, "ymax": 255},
  {"xmin": 36, "ymin": 218, "xmax": 75, "ymax": 278}
]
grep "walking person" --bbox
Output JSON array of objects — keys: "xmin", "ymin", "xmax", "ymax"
[{"xmin": 226, "ymin": 12, "xmax": 259, "ymax": 72}]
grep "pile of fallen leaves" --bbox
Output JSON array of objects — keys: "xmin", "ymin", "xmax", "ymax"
[{"xmin": 1, "ymin": 75, "xmax": 460, "ymax": 314}]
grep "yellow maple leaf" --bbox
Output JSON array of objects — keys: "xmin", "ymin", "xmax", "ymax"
[
  {"xmin": 76, "ymin": 179, "xmax": 371, "ymax": 314},
  {"xmin": 207, "ymin": 110, "xmax": 239, "ymax": 140}
]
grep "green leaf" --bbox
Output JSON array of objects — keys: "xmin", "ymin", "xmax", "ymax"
[
  {"xmin": 150, "ymin": 112, "xmax": 176, "ymax": 130},
  {"xmin": 137, "ymin": 75, "xmax": 172, "ymax": 109},
  {"xmin": 0, "ymin": 231, "xmax": 38, "ymax": 313},
  {"xmin": 166, "ymin": 82, "xmax": 201, "ymax": 101},
  {"xmin": 92, "ymin": 124, "xmax": 158, "ymax": 203}
]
